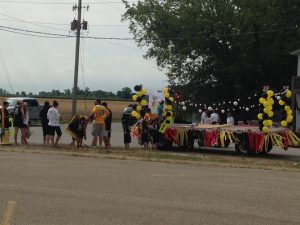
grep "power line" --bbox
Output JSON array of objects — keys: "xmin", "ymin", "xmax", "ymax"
[
  {"xmin": 0, "ymin": 24, "xmax": 298, "ymax": 41},
  {"xmin": 0, "ymin": 25, "xmax": 75, "ymax": 37},
  {"xmin": 0, "ymin": 27, "xmax": 70, "ymax": 38},
  {"xmin": 0, "ymin": 18, "xmax": 128, "ymax": 27},
  {"xmin": 0, "ymin": 11, "xmax": 68, "ymax": 32},
  {"xmin": 0, "ymin": 0, "xmax": 135, "ymax": 4}
]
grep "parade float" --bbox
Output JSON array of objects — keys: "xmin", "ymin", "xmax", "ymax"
[{"xmin": 130, "ymin": 85, "xmax": 300, "ymax": 154}]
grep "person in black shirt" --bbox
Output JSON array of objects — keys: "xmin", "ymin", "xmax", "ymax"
[
  {"xmin": 102, "ymin": 102, "xmax": 112, "ymax": 148},
  {"xmin": 39, "ymin": 101, "xmax": 50, "ymax": 145},
  {"xmin": 121, "ymin": 114, "xmax": 131, "ymax": 150}
]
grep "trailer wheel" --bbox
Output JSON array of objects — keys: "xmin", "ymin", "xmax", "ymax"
[{"xmin": 235, "ymin": 143, "xmax": 248, "ymax": 154}]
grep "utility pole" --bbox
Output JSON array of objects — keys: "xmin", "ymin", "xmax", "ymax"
[{"xmin": 72, "ymin": 0, "xmax": 82, "ymax": 116}]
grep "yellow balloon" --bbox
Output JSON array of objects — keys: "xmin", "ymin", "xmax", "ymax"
[
  {"xmin": 141, "ymin": 100, "xmax": 148, "ymax": 106},
  {"xmin": 287, "ymin": 115, "xmax": 293, "ymax": 122},
  {"xmin": 263, "ymin": 101, "xmax": 270, "ymax": 108},
  {"xmin": 281, "ymin": 120, "xmax": 287, "ymax": 127},
  {"xmin": 259, "ymin": 98, "xmax": 266, "ymax": 104},
  {"xmin": 287, "ymin": 110, "xmax": 292, "ymax": 115},
  {"xmin": 267, "ymin": 111, "xmax": 274, "ymax": 118},
  {"xmin": 285, "ymin": 90, "xmax": 292, "ymax": 98},
  {"xmin": 169, "ymin": 97, "xmax": 174, "ymax": 102},
  {"xmin": 267, "ymin": 106, "xmax": 273, "ymax": 111},
  {"xmin": 137, "ymin": 91, "xmax": 143, "ymax": 97},
  {"xmin": 167, "ymin": 105, "xmax": 173, "ymax": 111},
  {"xmin": 163, "ymin": 88, "xmax": 169, "ymax": 93},
  {"xmin": 262, "ymin": 126, "xmax": 270, "ymax": 133},
  {"xmin": 285, "ymin": 106, "xmax": 291, "ymax": 111},
  {"xmin": 263, "ymin": 120, "xmax": 268, "ymax": 126},
  {"xmin": 136, "ymin": 113, "xmax": 141, "ymax": 119},
  {"xmin": 141, "ymin": 89, "xmax": 148, "ymax": 96},
  {"xmin": 263, "ymin": 108, "xmax": 270, "ymax": 113},
  {"xmin": 268, "ymin": 98, "xmax": 274, "ymax": 106},
  {"xmin": 267, "ymin": 90, "xmax": 274, "ymax": 98},
  {"xmin": 257, "ymin": 113, "xmax": 263, "ymax": 120},
  {"xmin": 164, "ymin": 92, "xmax": 170, "ymax": 98},
  {"xmin": 136, "ymin": 105, "xmax": 142, "ymax": 112},
  {"xmin": 279, "ymin": 100, "xmax": 285, "ymax": 106},
  {"xmin": 131, "ymin": 111, "xmax": 137, "ymax": 117},
  {"xmin": 132, "ymin": 95, "xmax": 138, "ymax": 101},
  {"xmin": 268, "ymin": 120, "xmax": 273, "ymax": 126}
]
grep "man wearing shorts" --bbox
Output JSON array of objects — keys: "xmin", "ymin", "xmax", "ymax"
[
  {"xmin": 90, "ymin": 99, "xmax": 109, "ymax": 148},
  {"xmin": 47, "ymin": 100, "xmax": 62, "ymax": 147}
]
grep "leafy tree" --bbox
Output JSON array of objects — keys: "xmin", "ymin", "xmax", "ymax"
[
  {"xmin": 117, "ymin": 87, "xmax": 132, "ymax": 99},
  {"xmin": 123, "ymin": 0, "xmax": 300, "ymax": 101}
]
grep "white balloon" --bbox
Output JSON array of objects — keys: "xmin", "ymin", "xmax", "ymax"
[
  {"xmin": 233, "ymin": 101, "xmax": 238, "ymax": 106},
  {"xmin": 199, "ymin": 109, "xmax": 202, "ymax": 113},
  {"xmin": 276, "ymin": 96, "xmax": 281, "ymax": 100},
  {"xmin": 182, "ymin": 106, "xmax": 187, "ymax": 111},
  {"xmin": 208, "ymin": 106, "xmax": 213, "ymax": 111},
  {"xmin": 221, "ymin": 109, "xmax": 225, "ymax": 113},
  {"xmin": 181, "ymin": 101, "xmax": 185, "ymax": 106},
  {"xmin": 246, "ymin": 107, "xmax": 249, "ymax": 111},
  {"xmin": 195, "ymin": 104, "xmax": 198, "ymax": 107}
]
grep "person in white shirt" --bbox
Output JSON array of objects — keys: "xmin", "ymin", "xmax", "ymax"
[
  {"xmin": 226, "ymin": 112, "xmax": 235, "ymax": 125},
  {"xmin": 21, "ymin": 102, "xmax": 30, "ymax": 145},
  {"xmin": 47, "ymin": 100, "xmax": 62, "ymax": 147},
  {"xmin": 200, "ymin": 110, "xmax": 208, "ymax": 124},
  {"xmin": 210, "ymin": 111, "xmax": 220, "ymax": 124}
]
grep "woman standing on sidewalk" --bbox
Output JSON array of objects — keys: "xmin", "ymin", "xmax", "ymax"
[{"xmin": 13, "ymin": 101, "xmax": 24, "ymax": 145}]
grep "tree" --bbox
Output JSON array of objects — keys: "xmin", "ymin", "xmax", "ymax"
[
  {"xmin": 122, "ymin": 0, "xmax": 300, "ymax": 101},
  {"xmin": 117, "ymin": 87, "xmax": 132, "ymax": 99}
]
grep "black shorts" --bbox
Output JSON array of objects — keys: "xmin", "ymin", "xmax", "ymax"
[
  {"xmin": 124, "ymin": 133, "xmax": 131, "ymax": 144},
  {"xmin": 48, "ymin": 126, "xmax": 62, "ymax": 136},
  {"xmin": 14, "ymin": 119, "xmax": 26, "ymax": 128},
  {"xmin": 42, "ymin": 124, "xmax": 50, "ymax": 136}
]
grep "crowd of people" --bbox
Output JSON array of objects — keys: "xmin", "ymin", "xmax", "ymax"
[
  {"xmin": 1, "ymin": 98, "xmax": 238, "ymax": 149},
  {"xmin": 0, "ymin": 99, "xmax": 113, "ymax": 149},
  {"xmin": 122, "ymin": 100, "xmax": 165, "ymax": 150}
]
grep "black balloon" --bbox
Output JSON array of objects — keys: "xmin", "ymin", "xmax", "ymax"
[
  {"xmin": 165, "ymin": 98, "xmax": 172, "ymax": 105},
  {"xmin": 136, "ymin": 97, "xmax": 142, "ymax": 102},
  {"xmin": 132, "ymin": 104, "xmax": 137, "ymax": 110},
  {"xmin": 262, "ymin": 93, "xmax": 268, "ymax": 99},
  {"xmin": 134, "ymin": 85, "xmax": 142, "ymax": 92}
]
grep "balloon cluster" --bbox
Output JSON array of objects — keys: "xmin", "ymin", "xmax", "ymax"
[
  {"xmin": 131, "ymin": 85, "xmax": 148, "ymax": 119},
  {"xmin": 278, "ymin": 89, "xmax": 293, "ymax": 127},
  {"xmin": 163, "ymin": 88, "xmax": 174, "ymax": 116},
  {"xmin": 257, "ymin": 90, "xmax": 275, "ymax": 133}
]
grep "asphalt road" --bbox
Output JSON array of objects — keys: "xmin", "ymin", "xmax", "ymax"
[
  {"xmin": 0, "ymin": 151, "xmax": 300, "ymax": 225},
  {"xmin": 19, "ymin": 123, "xmax": 300, "ymax": 160}
]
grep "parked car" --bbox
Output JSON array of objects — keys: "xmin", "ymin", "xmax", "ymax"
[{"xmin": 5, "ymin": 97, "xmax": 43, "ymax": 121}]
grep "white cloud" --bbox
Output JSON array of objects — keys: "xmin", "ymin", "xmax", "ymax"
[{"xmin": 0, "ymin": 1, "xmax": 166, "ymax": 94}]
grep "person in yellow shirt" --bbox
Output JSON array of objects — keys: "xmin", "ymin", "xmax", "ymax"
[{"xmin": 90, "ymin": 99, "xmax": 110, "ymax": 148}]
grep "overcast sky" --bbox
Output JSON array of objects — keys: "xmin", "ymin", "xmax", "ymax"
[{"xmin": 0, "ymin": 0, "xmax": 167, "ymax": 94}]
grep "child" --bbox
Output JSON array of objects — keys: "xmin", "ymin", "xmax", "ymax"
[
  {"xmin": 77, "ymin": 116, "xmax": 88, "ymax": 147},
  {"xmin": 67, "ymin": 115, "xmax": 80, "ymax": 146},
  {"xmin": 141, "ymin": 119, "xmax": 150, "ymax": 149},
  {"xmin": 67, "ymin": 116, "xmax": 88, "ymax": 148}
]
